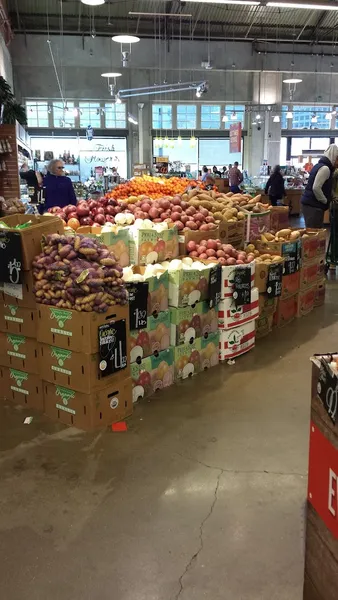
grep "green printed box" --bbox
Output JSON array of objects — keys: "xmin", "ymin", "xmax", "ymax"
[
  {"xmin": 173, "ymin": 341, "xmax": 200, "ymax": 381},
  {"xmin": 168, "ymin": 264, "xmax": 212, "ymax": 308},
  {"xmin": 129, "ymin": 227, "xmax": 179, "ymax": 265},
  {"xmin": 170, "ymin": 301, "xmax": 219, "ymax": 346},
  {"xmin": 0, "ymin": 332, "xmax": 39, "ymax": 373},
  {"xmin": 196, "ymin": 332, "xmax": 220, "ymax": 370},
  {"xmin": 130, "ymin": 310, "xmax": 170, "ymax": 364},
  {"xmin": 131, "ymin": 347, "xmax": 174, "ymax": 403}
]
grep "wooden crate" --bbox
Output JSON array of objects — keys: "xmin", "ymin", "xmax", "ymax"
[{"xmin": 303, "ymin": 362, "xmax": 338, "ymax": 599}]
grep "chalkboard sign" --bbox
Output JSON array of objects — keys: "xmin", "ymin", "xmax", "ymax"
[
  {"xmin": 266, "ymin": 263, "xmax": 283, "ymax": 298},
  {"xmin": 317, "ymin": 358, "xmax": 338, "ymax": 424},
  {"xmin": 233, "ymin": 267, "xmax": 251, "ymax": 307},
  {"xmin": 126, "ymin": 282, "xmax": 149, "ymax": 330},
  {"xmin": 98, "ymin": 319, "xmax": 127, "ymax": 377},
  {"xmin": 209, "ymin": 264, "xmax": 221, "ymax": 308},
  {"xmin": 0, "ymin": 231, "xmax": 23, "ymax": 285},
  {"xmin": 283, "ymin": 242, "xmax": 301, "ymax": 276}
]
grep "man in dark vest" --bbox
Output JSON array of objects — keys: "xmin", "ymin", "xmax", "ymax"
[{"xmin": 301, "ymin": 144, "xmax": 338, "ymax": 228}]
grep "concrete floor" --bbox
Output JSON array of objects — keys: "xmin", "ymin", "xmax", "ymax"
[{"xmin": 1, "ymin": 279, "xmax": 337, "ymax": 600}]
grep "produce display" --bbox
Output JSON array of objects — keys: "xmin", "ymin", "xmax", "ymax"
[
  {"xmin": 32, "ymin": 233, "xmax": 127, "ymax": 312},
  {"xmin": 259, "ymin": 228, "xmax": 301, "ymax": 242},
  {"xmin": 186, "ymin": 238, "xmax": 255, "ymax": 266},
  {"xmin": 106, "ymin": 176, "xmax": 208, "ymax": 200},
  {"xmin": 0, "ymin": 196, "xmax": 25, "ymax": 215}
]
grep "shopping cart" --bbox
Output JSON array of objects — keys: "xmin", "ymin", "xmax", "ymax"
[{"xmin": 325, "ymin": 203, "xmax": 338, "ymax": 273}]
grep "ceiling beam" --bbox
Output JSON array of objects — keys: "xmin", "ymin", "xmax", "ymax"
[{"xmin": 311, "ymin": 11, "xmax": 327, "ymax": 42}]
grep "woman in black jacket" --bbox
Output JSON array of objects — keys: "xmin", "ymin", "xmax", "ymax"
[{"xmin": 264, "ymin": 165, "xmax": 285, "ymax": 206}]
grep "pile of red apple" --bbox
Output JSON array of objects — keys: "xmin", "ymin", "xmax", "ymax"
[
  {"xmin": 47, "ymin": 195, "xmax": 217, "ymax": 232},
  {"xmin": 187, "ymin": 239, "xmax": 255, "ymax": 266}
]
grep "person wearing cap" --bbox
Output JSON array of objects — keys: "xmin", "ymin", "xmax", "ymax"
[{"xmin": 301, "ymin": 144, "xmax": 338, "ymax": 228}]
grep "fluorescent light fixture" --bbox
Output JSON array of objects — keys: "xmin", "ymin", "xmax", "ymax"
[
  {"xmin": 196, "ymin": 90, "xmax": 202, "ymax": 98},
  {"xmin": 185, "ymin": 0, "xmax": 260, "ymax": 5},
  {"xmin": 231, "ymin": 111, "xmax": 237, "ymax": 120},
  {"xmin": 286, "ymin": 111, "xmax": 293, "ymax": 118},
  {"xmin": 252, "ymin": 121, "xmax": 257, "ymax": 125},
  {"xmin": 311, "ymin": 114, "xmax": 317, "ymax": 123},
  {"xmin": 267, "ymin": 2, "xmax": 338, "ymax": 9},
  {"xmin": 256, "ymin": 114, "xmax": 261, "ymax": 120},
  {"xmin": 81, "ymin": 0, "xmax": 105, "ymax": 5},
  {"xmin": 283, "ymin": 78, "xmax": 302, "ymax": 84},
  {"xmin": 128, "ymin": 113, "xmax": 138, "ymax": 125},
  {"xmin": 129, "ymin": 11, "xmax": 192, "ymax": 17},
  {"xmin": 112, "ymin": 35, "xmax": 140, "ymax": 44},
  {"xmin": 273, "ymin": 115, "xmax": 280, "ymax": 123},
  {"xmin": 222, "ymin": 114, "xmax": 228, "ymax": 122},
  {"xmin": 325, "ymin": 112, "xmax": 332, "ymax": 120},
  {"xmin": 101, "ymin": 72, "xmax": 122, "ymax": 78}
]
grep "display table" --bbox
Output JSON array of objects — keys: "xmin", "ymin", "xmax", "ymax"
[
  {"xmin": 259, "ymin": 189, "xmax": 302, "ymax": 216},
  {"xmin": 214, "ymin": 178, "xmax": 229, "ymax": 193},
  {"xmin": 303, "ymin": 359, "xmax": 338, "ymax": 600}
]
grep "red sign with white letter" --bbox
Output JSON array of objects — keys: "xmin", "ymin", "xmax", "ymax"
[
  {"xmin": 229, "ymin": 122, "xmax": 242, "ymax": 153},
  {"xmin": 308, "ymin": 421, "xmax": 338, "ymax": 539}
]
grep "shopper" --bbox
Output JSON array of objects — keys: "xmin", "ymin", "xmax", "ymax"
[
  {"xmin": 212, "ymin": 166, "xmax": 221, "ymax": 177},
  {"xmin": 201, "ymin": 166, "xmax": 215, "ymax": 186},
  {"xmin": 201, "ymin": 166, "xmax": 209, "ymax": 182},
  {"xmin": 40, "ymin": 159, "xmax": 77, "ymax": 213},
  {"xmin": 19, "ymin": 163, "xmax": 43, "ymax": 204},
  {"xmin": 229, "ymin": 162, "xmax": 243, "ymax": 193},
  {"xmin": 264, "ymin": 165, "xmax": 286, "ymax": 206},
  {"xmin": 304, "ymin": 156, "xmax": 314, "ymax": 173},
  {"xmin": 301, "ymin": 144, "xmax": 338, "ymax": 228},
  {"xmin": 222, "ymin": 166, "xmax": 228, "ymax": 178}
]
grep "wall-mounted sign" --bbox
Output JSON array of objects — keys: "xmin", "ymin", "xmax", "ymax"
[{"xmin": 229, "ymin": 122, "xmax": 242, "ymax": 154}]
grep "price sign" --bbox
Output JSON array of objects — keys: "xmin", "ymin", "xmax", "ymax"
[
  {"xmin": 127, "ymin": 282, "xmax": 149, "ymax": 330},
  {"xmin": 233, "ymin": 267, "xmax": 251, "ymax": 307},
  {"xmin": 283, "ymin": 242, "xmax": 301, "ymax": 275},
  {"xmin": 209, "ymin": 264, "xmax": 221, "ymax": 308},
  {"xmin": 317, "ymin": 358, "xmax": 338, "ymax": 424},
  {"xmin": 98, "ymin": 319, "xmax": 127, "ymax": 377},
  {"xmin": 266, "ymin": 263, "xmax": 283, "ymax": 298},
  {"xmin": 0, "ymin": 231, "xmax": 23, "ymax": 285}
]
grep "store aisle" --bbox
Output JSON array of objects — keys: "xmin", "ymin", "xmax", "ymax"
[{"xmin": 1, "ymin": 281, "xmax": 337, "ymax": 600}]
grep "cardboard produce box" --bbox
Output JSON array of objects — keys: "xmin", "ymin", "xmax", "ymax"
[
  {"xmin": 282, "ymin": 271, "xmax": 300, "ymax": 298},
  {"xmin": 178, "ymin": 224, "xmax": 219, "ymax": 255},
  {"xmin": 168, "ymin": 263, "xmax": 212, "ymax": 308},
  {"xmin": 38, "ymin": 342, "xmax": 130, "ymax": 393},
  {"xmin": 218, "ymin": 287, "xmax": 259, "ymax": 330},
  {"xmin": 0, "ymin": 214, "xmax": 64, "ymax": 270},
  {"xmin": 178, "ymin": 220, "xmax": 245, "ymax": 255},
  {"xmin": 314, "ymin": 279, "xmax": 326, "ymax": 307},
  {"xmin": 297, "ymin": 284, "xmax": 316, "ymax": 318},
  {"xmin": 77, "ymin": 225, "xmax": 131, "ymax": 267},
  {"xmin": 130, "ymin": 310, "xmax": 170, "ymax": 363},
  {"xmin": 173, "ymin": 341, "xmax": 200, "ymax": 381},
  {"xmin": 244, "ymin": 210, "xmax": 271, "ymax": 243},
  {"xmin": 43, "ymin": 377, "xmax": 132, "ymax": 430},
  {"xmin": 300, "ymin": 228, "xmax": 326, "ymax": 263},
  {"xmin": 254, "ymin": 260, "xmax": 284, "ymax": 294},
  {"xmin": 219, "ymin": 321, "xmax": 255, "ymax": 361},
  {"xmin": 128, "ymin": 266, "xmax": 169, "ymax": 315},
  {"xmin": 270, "ymin": 206, "xmax": 289, "ymax": 232},
  {"xmin": 256, "ymin": 314, "xmax": 274, "ymax": 339},
  {"xmin": 129, "ymin": 226, "xmax": 179, "ymax": 265},
  {"xmin": 256, "ymin": 238, "xmax": 302, "ymax": 274},
  {"xmin": 218, "ymin": 220, "xmax": 245, "ymax": 245},
  {"xmin": 0, "ymin": 333, "xmax": 39, "ymax": 374},
  {"xmin": 0, "ymin": 270, "xmax": 36, "ymax": 308},
  {"xmin": 37, "ymin": 303, "xmax": 129, "ymax": 353},
  {"xmin": 258, "ymin": 294, "xmax": 277, "ymax": 315},
  {"xmin": 273, "ymin": 292, "xmax": 298, "ymax": 327},
  {"xmin": 170, "ymin": 301, "xmax": 218, "ymax": 346},
  {"xmin": 196, "ymin": 332, "xmax": 220, "ymax": 370},
  {"xmin": 220, "ymin": 260, "xmax": 255, "ymax": 299},
  {"xmin": 0, "ymin": 365, "xmax": 43, "ymax": 411},
  {"xmin": 131, "ymin": 347, "xmax": 174, "ymax": 403},
  {"xmin": 0, "ymin": 304, "xmax": 37, "ymax": 338},
  {"xmin": 300, "ymin": 257, "xmax": 325, "ymax": 290}
]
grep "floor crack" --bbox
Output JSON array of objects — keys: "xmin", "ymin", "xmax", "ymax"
[
  {"xmin": 176, "ymin": 453, "xmax": 306, "ymax": 478},
  {"xmin": 174, "ymin": 468, "xmax": 222, "ymax": 600}
]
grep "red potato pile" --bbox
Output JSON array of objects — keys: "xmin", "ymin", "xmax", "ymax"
[
  {"xmin": 187, "ymin": 239, "xmax": 255, "ymax": 266},
  {"xmin": 33, "ymin": 233, "xmax": 127, "ymax": 313},
  {"xmin": 48, "ymin": 195, "xmax": 217, "ymax": 233}
]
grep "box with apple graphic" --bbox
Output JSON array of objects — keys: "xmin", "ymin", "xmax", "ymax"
[
  {"xmin": 131, "ymin": 347, "xmax": 174, "ymax": 403},
  {"xmin": 129, "ymin": 310, "xmax": 170, "ymax": 364},
  {"xmin": 170, "ymin": 301, "xmax": 218, "ymax": 346},
  {"xmin": 129, "ymin": 227, "xmax": 179, "ymax": 265},
  {"xmin": 218, "ymin": 287, "xmax": 259, "ymax": 330},
  {"xmin": 168, "ymin": 262, "xmax": 212, "ymax": 308},
  {"xmin": 219, "ymin": 321, "xmax": 256, "ymax": 360}
]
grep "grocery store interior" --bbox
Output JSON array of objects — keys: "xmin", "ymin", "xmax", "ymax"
[{"xmin": 1, "ymin": 1, "xmax": 338, "ymax": 599}]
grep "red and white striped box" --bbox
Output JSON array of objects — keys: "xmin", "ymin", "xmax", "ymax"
[
  {"xmin": 218, "ymin": 287, "xmax": 259, "ymax": 330},
  {"xmin": 221, "ymin": 261, "xmax": 256, "ymax": 299},
  {"xmin": 219, "ymin": 321, "xmax": 255, "ymax": 361}
]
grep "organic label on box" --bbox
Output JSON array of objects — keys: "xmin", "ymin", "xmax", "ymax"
[
  {"xmin": 51, "ymin": 347, "xmax": 72, "ymax": 374},
  {"xmin": 4, "ymin": 304, "xmax": 23, "ymax": 323},
  {"xmin": 49, "ymin": 308, "xmax": 73, "ymax": 335},
  {"xmin": 55, "ymin": 385, "xmax": 76, "ymax": 413},
  {"xmin": 127, "ymin": 281, "xmax": 148, "ymax": 329},
  {"xmin": 98, "ymin": 319, "xmax": 127, "ymax": 377},
  {"xmin": 233, "ymin": 267, "xmax": 251, "ymax": 307},
  {"xmin": 7, "ymin": 334, "xmax": 26, "ymax": 354},
  {"xmin": 267, "ymin": 263, "xmax": 283, "ymax": 298},
  {"xmin": 9, "ymin": 368, "xmax": 28, "ymax": 389}
]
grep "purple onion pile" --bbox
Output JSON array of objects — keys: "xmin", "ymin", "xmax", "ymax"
[{"xmin": 33, "ymin": 233, "xmax": 127, "ymax": 313}]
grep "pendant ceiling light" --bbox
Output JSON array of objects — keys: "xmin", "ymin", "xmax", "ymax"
[
  {"xmin": 112, "ymin": 35, "xmax": 140, "ymax": 44},
  {"xmin": 81, "ymin": 0, "xmax": 105, "ymax": 5},
  {"xmin": 273, "ymin": 115, "xmax": 280, "ymax": 123},
  {"xmin": 283, "ymin": 78, "xmax": 302, "ymax": 84},
  {"xmin": 101, "ymin": 72, "xmax": 122, "ymax": 78}
]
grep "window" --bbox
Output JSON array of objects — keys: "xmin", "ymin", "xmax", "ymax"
[
  {"xmin": 291, "ymin": 137, "xmax": 310, "ymax": 157},
  {"xmin": 199, "ymin": 138, "xmax": 242, "ymax": 168},
  {"xmin": 53, "ymin": 101, "xmax": 75, "ymax": 128},
  {"xmin": 26, "ymin": 101, "xmax": 49, "ymax": 127},
  {"xmin": 105, "ymin": 103, "xmax": 126, "ymax": 128},
  {"xmin": 79, "ymin": 102, "xmax": 101, "ymax": 128},
  {"xmin": 281, "ymin": 105, "xmax": 289, "ymax": 129},
  {"xmin": 223, "ymin": 104, "xmax": 245, "ymax": 129},
  {"xmin": 152, "ymin": 105, "xmax": 172, "ymax": 129},
  {"xmin": 201, "ymin": 105, "xmax": 221, "ymax": 129},
  {"xmin": 177, "ymin": 105, "xmax": 197, "ymax": 129},
  {"xmin": 280, "ymin": 137, "xmax": 287, "ymax": 164},
  {"xmin": 292, "ymin": 106, "xmax": 331, "ymax": 130}
]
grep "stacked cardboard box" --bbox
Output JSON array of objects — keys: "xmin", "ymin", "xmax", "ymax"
[
  {"xmin": 218, "ymin": 262, "xmax": 259, "ymax": 360},
  {"xmin": 38, "ymin": 303, "xmax": 132, "ymax": 430},
  {"xmin": 297, "ymin": 229, "xmax": 326, "ymax": 317},
  {"xmin": 254, "ymin": 262, "xmax": 280, "ymax": 338},
  {"xmin": 0, "ymin": 215, "xmax": 64, "ymax": 411}
]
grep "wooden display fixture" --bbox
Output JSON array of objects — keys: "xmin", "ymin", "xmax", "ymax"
[{"xmin": 0, "ymin": 124, "xmax": 20, "ymax": 200}]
